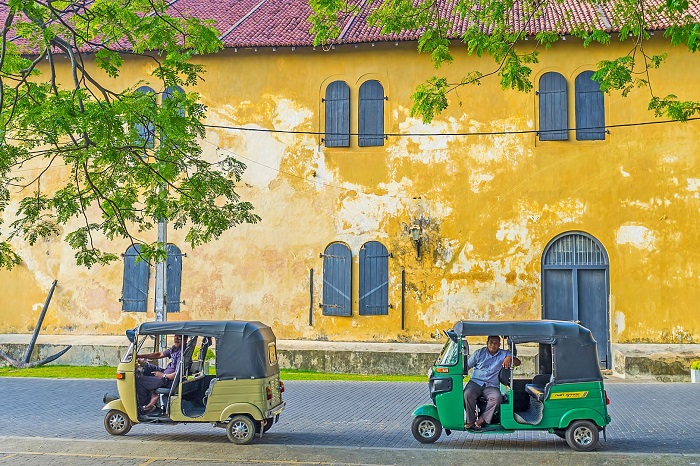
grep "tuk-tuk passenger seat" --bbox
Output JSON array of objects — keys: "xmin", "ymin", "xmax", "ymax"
[{"xmin": 525, "ymin": 373, "xmax": 552, "ymax": 402}]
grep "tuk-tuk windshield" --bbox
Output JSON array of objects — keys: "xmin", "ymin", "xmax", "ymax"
[
  {"xmin": 436, "ymin": 338, "xmax": 460, "ymax": 366},
  {"xmin": 120, "ymin": 336, "xmax": 152, "ymax": 363}
]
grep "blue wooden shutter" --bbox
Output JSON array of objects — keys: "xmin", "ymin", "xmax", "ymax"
[
  {"xmin": 122, "ymin": 245, "xmax": 150, "ymax": 312},
  {"xmin": 538, "ymin": 73, "xmax": 568, "ymax": 141},
  {"xmin": 163, "ymin": 86, "xmax": 185, "ymax": 114},
  {"xmin": 324, "ymin": 81, "xmax": 350, "ymax": 147},
  {"xmin": 359, "ymin": 80, "xmax": 385, "ymax": 147},
  {"xmin": 575, "ymin": 71, "xmax": 605, "ymax": 141},
  {"xmin": 166, "ymin": 244, "xmax": 183, "ymax": 313},
  {"xmin": 135, "ymin": 86, "xmax": 155, "ymax": 148},
  {"xmin": 321, "ymin": 242, "xmax": 351, "ymax": 316},
  {"xmin": 359, "ymin": 241, "xmax": 390, "ymax": 315}
]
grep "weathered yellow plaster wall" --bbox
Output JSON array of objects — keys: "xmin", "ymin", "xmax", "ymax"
[{"xmin": 0, "ymin": 36, "xmax": 698, "ymax": 344}]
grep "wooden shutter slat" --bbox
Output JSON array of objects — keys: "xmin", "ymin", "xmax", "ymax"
[
  {"xmin": 166, "ymin": 244, "xmax": 183, "ymax": 313},
  {"xmin": 322, "ymin": 243, "xmax": 351, "ymax": 316},
  {"xmin": 359, "ymin": 80, "xmax": 385, "ymax": 147},
  {"xmin": 575, "ymin": 71, "xmax": 605, "ymax": 141},
  {"xmin": 122, "ymin": 245, "xmax": 150, "ymax": 312},
  {"xmin": 539, "ymin": 73, "xmax": 568, "ymax": 141},
  {"xmin": 325, "ymin": 81, "xmax": 350, "ymax": 147},
  {"xmin": 359, "ymin": 241, "xmax": 389, "ymax": 315}
]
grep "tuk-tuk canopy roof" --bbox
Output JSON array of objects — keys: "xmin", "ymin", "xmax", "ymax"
[
  {"xmin": 453, "ymin": 320, "xmax": 602, "ymax": 383},
  {"xmin": 453, "ymin": 320, "xmax": 595, "ymax": 345},
  {"xmin": 135, "ymin": 320, "xmax": 277, "ymax": 380}
]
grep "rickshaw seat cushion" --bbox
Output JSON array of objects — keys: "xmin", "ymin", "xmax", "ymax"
[{"xmin": 524, "ymin": 383, "xmax": 551, "ymax": 402}]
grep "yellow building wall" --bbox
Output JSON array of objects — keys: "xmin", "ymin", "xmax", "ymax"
[{"xmin": 0, "ymin": 36, "xmax": 698, "ymax": 344}]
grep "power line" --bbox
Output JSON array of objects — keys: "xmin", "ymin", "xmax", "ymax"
[{"xmin": 203, "ymin": 116, "xmax": 700, "ymax": 137}]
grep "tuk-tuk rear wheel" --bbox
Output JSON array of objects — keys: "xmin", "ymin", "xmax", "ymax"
[
  {"xmin": 104, "ymin": 409, "xmax": 132, "ymax": 436},
  {"xmin": 565, "ymin": 420, "xmax": 599, "ymax": 452},
  {"xmin": 226, "ymin": 415, "xmax": 255, "ymax": 445},
  {"xmin": 411, "ymin": 416, "xmax": 442, "ymax": 444}
]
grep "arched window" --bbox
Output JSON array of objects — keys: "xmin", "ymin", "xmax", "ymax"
[
  {"xmin": 121, "ymin": 245, "xmax": 150, "ymax": 312},
  {"xmin": 165, "ymin": 244, "xmax": 183, "ymax": 313},
  {"xmin": 575, "ymin": 71, "xmax": 605, "ymax": 141},
  {"xmin": 542, "ymin": 232, "xmax": 610, "ymax": 367},
  {"xmin": 134, "ymin": 86, "xmax": 156, "ymax": 148},
  {"xmin": 321, "ymin": 242, "xmax": 351, "ymax": 316},
  {"xmin": 538, "ymin": 72, "xmax": 568, "ymax": 141},
  {"xmin": 324, "ymin": 81, "xmax": 350, "ymax": 147},
  {"xmin": 358, "ymin": 80, "xmax": 385, "ymax": 147},
  {"xmin": 359, "ymin": 241, "xmax": 390, "ymax": 315},
  {"xmin": 163, "ymin": 85, "xmax": 185, "ymax": 116}
]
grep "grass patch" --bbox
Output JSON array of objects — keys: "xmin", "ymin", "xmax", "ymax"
[
  {"xmin": 0, "ymin": 365, "xmax": 426, "ymax": 382},
  {"xmin": 0, "ymin": 365, "xmax": 116, "ymax": 379},
  {"xmin": 280, "ymin": 369, "xmax": 425, "ymax": 382}
]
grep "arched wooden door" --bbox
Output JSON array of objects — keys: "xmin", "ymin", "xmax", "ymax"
[{"xmin": 542, "ymin": 232, "xmax": 611, "ymax": 368}]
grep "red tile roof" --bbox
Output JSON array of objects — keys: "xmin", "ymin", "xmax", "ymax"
[{"xmin": 2, "ymin": 0, "xmax": 699, "ymax": 51}]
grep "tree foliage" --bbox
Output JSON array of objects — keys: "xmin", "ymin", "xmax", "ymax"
[
  {"xmin": 310, "ymin": 0, "xmax": 700, "ymax": 123},
  {"xmin": 0, "ymin": 0, "xmax": 260, "ymax": 269}
]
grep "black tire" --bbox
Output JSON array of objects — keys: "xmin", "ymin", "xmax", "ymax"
[
  {"xmin": 226, "ymin": 415, "xmax": 255, "ymax": 445},
  {"xmin": 553, "ymin": 428, "xmax": 566, "ymax": 439},
  {"xmin": 104, "ymin": 409, "xmax": 131, "ymax": 436},
  {"xmin": 411, "ymin": 415, "xmax": 442, "ymax": 444},
  {"xmin": 565, "ymin": 420, "xmax": 599, "ymax": 452}
]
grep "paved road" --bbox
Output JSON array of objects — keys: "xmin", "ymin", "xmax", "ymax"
[{"xmin": 1, "ymin": 378, "xmax": 699, "ymax": 465}]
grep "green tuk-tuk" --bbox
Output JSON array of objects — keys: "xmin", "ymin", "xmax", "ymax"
[
  {"xmin": 102, "ymin": 320, "xmax": 285, "ymax": 444},
  {"xmin": 411, "ymin": 320, "xmax": 611, "ymax": 451}
]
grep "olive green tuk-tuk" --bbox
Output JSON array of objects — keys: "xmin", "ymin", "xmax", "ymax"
[
  {"xmin": 411, "ymin": 320, "xmax": 611, "ymax": 451},
  {"xmin": 102, "ymin": 320, "xmax": 285, "ymax": 444}
]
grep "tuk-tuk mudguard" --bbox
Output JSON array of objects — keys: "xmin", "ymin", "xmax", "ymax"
[
  {"xmin": 102, "ymin": 398, "xmax": 126, "ymax": 412},
  {"xmin": 412, "ymin": 403, "xmax": 439, "ymax": 420},
  {"xmin": 101, "ymin": 399, "xmax": 139, "ymax": 424},
  {"xmin": 559, "ymin": 408, "xmax": 608, "ymax": 428},
  {"xmin": 220, "ymin": 402, "xmax": 264, "ymax": 422}
]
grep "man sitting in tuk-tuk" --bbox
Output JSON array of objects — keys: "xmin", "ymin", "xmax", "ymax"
[
  {"xmin": 136, "ymin": 334, "xmax": 182, "ymax": 413},
  {"xmin": 464, "ymin": 335, "xmax": 520, "ymax": 430}
]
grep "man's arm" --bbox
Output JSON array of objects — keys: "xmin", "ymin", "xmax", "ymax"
[
  {"xmin": 502, "ymin": 353, "xmax": 521, "ymax": 369},
  {"xmin": 137, "ymin": 350, "xmax": 166, "ymax": 360}
]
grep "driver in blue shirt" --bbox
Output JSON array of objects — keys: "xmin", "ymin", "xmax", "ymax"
[{"xmin": 464, "ymin": 335, "xmax": 520, "ymax": 430}]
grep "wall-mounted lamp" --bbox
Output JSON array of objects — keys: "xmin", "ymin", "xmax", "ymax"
[
  {"xmin": 410, "ymin": 224, "xmax": 422, "ymax": 258},
  {"xmin": 404, "ymin": 214, "xmax": 431, "ymax": 258}
]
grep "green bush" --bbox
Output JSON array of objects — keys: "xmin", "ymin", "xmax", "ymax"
[
  {"xmin": 691, "ymin": 360, "xmax": 700, "ymax": 370},
  {"xmin": 193, "ymin": 347, "xmax": 215, "ymax": 361}
]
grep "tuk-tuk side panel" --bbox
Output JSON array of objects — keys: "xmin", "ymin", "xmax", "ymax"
[
  {"xmin": 220, "ymin": 402, "xmax": 264, "ymax": 422},
  {"xmin": 434, "ymin": 375, "xmax": 466, "ymax": 430},
  {"xmin": 115, "ymin": 360, "xmax": 139, "ymax": 422},
  {"xmin": 545, "ymin": 382, "xmax": 609, "ymax": 428},
  {"xmin": 500, "ymin": 381, "xmax": 609, "ymax": 430},
  {"xmin": 559, "ymin": 407, "xmax": 609, "ymax": 429},
  {"xmin": 206, "ymin": 378, "xmax": 274, "ymax": 422}
]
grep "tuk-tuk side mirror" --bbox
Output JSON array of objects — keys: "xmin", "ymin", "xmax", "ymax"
[{"xmin": 126, "ymin": 328, "xmax": 136, "ymax": 343}]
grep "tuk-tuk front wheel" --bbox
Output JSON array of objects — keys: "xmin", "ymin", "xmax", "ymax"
[
  {"xmin": 104, "ymin": 409, "xmax": 132, "ymax": 436},
  {"xmin": 411, "ymin": 416, "xmax": 442, "ymax": 444},
  {"xmin": 565, "ymin": 420, "xmax": 599, "ymax": 452},
  {"xmin": 226, "ymin": 415, "xmax": 255, "ymax": 445}
]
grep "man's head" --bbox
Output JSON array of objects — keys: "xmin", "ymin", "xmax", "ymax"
[
  {"xmin": 486, "ymin": 335, "xmax": 501, "ymax": 355},
  {"xmin": 173, "ymin": 335, "xmax": 182, "ymax": 347}
]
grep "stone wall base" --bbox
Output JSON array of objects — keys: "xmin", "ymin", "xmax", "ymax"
[{"xmin": 2, "ymin": 337, "xmax": 699, "ymax": 380}]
